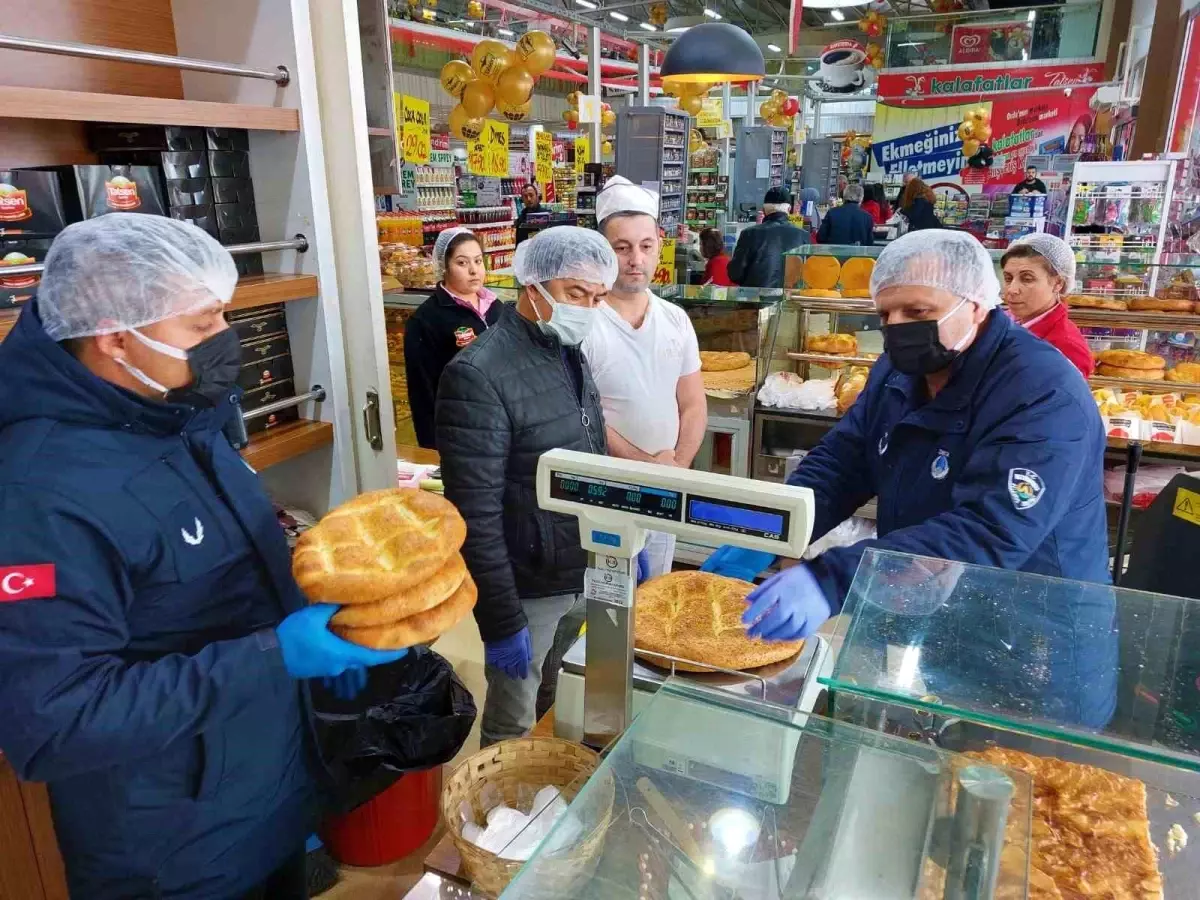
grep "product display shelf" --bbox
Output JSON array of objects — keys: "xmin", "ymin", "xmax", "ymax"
[
  {"xmin": 824, "ymin": 549, "xmax": 1200, "ymax": 900},
  {"xmin": 0, "ymin": 85, "xmax": 300, "ymax": 132},
  {"xmin": 226, "ymin": 273, "xmax": 319, "ymax": 312},
  {"xmin": 241, "ymin": 418, "xmax": 334, "ymax": 471},
  {"xmin": 614, "ymin": 107, "xmax": 690, "ymax": 231}
]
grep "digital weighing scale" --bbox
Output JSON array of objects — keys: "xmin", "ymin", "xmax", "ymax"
[{"xmin": 536, "ymin": 449, "xmax": 827, "ymax": 753}]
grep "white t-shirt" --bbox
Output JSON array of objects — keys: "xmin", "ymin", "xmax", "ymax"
[{"xmin": 583, "ymin": 292, "xmax": 702, "ymax": 454}]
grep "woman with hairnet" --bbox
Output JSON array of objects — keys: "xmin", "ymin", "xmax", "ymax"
[
  {"xmin": 404, "ymin": 226, "xmax": 506, "ymax": 449},
  {"xmin": 705, "ymin": 229, "xmax": 1109, "ymax": 640},
  {"xmin": 436, "ymin": 226, "xmax": 617, "ymax": 745},
  {"xmin": 1001, "ymin": 232, "xmax": 1093, "ymax": 376},
  {"xmin": 0, "ymin": 215, "xmax": 403, "ymax": 899}
]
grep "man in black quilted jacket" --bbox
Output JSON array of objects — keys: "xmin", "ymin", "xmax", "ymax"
[{"xmin": 436, "ymin": 226, "xmax": 618, "ymax": 745}]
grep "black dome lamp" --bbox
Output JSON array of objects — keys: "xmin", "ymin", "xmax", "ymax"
[{"xmin": 660, "ymin": 22, "xmax": 765, "ymax": 88}]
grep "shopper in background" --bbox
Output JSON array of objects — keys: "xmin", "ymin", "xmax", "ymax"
[
  {"xmin": 898, "ymin": 177, "xmax": 943, "ymax": 231},
  {"xmin": 0, "ymin": 215, "xmax": 405, "ymax": 900},
  {"xmin": 436, "ymin": 226, "xmax": 616, "ymax": 746},
  {"xmin": 797, "ymin": 186, "xmax": 823, "ymax": 233},
  {"xmin": 404, "ymin": 227, "xmax": 505, "ymax": 449},
  {"xmin": 728, "ymin": 186, "xmax": 811, "ymax": 288},
  {"xmin": 704, "ymin": 230, "xmax": 1112, "ymax": 723},
  {"xmin": 817, "ymin": 182, "xmax": 875, "ymax": 246},
  {"xmin": 1012, "ymin": 165, "xmax": 1049, "ymax": 195},
  {"xmin": 1001, "ymin": 233, "xmax": 1093, "ymax": 377},
  {"xmin": 586, "ymin": 176, "xmax": 706, "ymax": 582},
  {"xmin": 699, "ymin": 227, "xmax": 736, "ymax": 286},
  {"xmin": 862, "ymin": 183, "xmax": 891, "ymax": 225},
  {"xmin": 517, "ymin": 183, "xmax": 543, "ymax": 226}
]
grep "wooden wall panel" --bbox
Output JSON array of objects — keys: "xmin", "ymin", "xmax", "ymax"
[
  {"xmin": 0, "ymin": 0, "xmax": 183, "ymax": 98},
  {"xmin": 0, "ymin": 757, "xmax": 45, "ymax": 900},
  {"xmin": 0, "ymin": 120, "xmax": 96, "ymax": 168},
  {"xmin": 17, "ymin": 781, "xmax": 68, "ymax": 900}
]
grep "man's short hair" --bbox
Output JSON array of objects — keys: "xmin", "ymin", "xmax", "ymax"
[
  {"xmin": 843, "ymin": 183, "xmax": 865, "ymax": 203},
  {"xmin": 762, "ymin": 203, "xmax": 791, "ymax": 216},
  {"xmin": 599, "ymin": 210, "xmax": 658, "ymax": 238},
  {"xmin": 1026, "ymin": 164, "xmax": 1038, "ymax": 171}
]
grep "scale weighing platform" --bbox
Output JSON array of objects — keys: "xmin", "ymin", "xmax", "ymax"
[{"xmin": 536, "ymin": 449, "xmax": 822, "ymax": 751}]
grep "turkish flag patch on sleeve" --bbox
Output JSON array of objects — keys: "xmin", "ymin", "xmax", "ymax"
[{"xmin": 0, "ymin": 565, "xmax": 57, "ymax": 602}]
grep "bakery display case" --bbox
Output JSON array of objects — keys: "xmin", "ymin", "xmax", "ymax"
[
  {"xmin": 824, "ymin": 548, "xmax": 1200, "ymax": 898},
  {"xmin": 657, "ymin": 285, "xmax": 785, "ymax": 478},
  {"xmin": 503, "ymin": 679, "xmax": 1035, "ymax": 900}
]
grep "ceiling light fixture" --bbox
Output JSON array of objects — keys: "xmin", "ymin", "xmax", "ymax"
[
  {"xmin": 703, "ymin": 7, "xmax": 722, "ymax": 19},
  {"xmin": 1027, "ymin": 9, "xmax": 1036, "ymax": 22},
  {"xmin": 610, "ymin": 10, "xmax": 629, "ymax": 21},
  {"xmin": 660, "ymin": 22, "xmax": 765, "ymax": 88},
  {"xmin": 497, "ymin": 27, "xmax": 514, "ymax": 35},
  {"xmin": 639, "ymin": 21, "xmax": 656, "ymax": 30},
  {"xmin": 574, "ymin": 0, "xmax": 598, "ymax": 8},
  {"xmin": 766, "ymin": 43, "xmax": 781, "ymax": 52},
  {"xmin": 829, "ymin": 9, "xmax": 845, "ymax": 20},
  {"xmin": 667, "ymin": 24, "xmax": 691, "ymax": 32}
]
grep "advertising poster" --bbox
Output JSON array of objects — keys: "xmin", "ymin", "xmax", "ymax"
[
  {"xmin": 872, "ymin": 88, "xmax": 1100, "ymax": 193},
  {"xmin": 877, "ymin": 61, "xmax": 1102, "ymax": 105},
  {"xmin": 949, "ymin": 21, "xmax": 1032, "ymax": 65}
]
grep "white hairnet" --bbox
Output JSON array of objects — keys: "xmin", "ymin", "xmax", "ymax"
[
  {"xmin": 1007, "ymin": 232, "xmax": 1076, "ymax": 292},
  {"xmin": 39, "ymin": 214, "xmax": 238, "ymax": 341},
  {"xmin": 870, "ymin": 229, "xmax": 1001, "ymax": 310},
  {"xmin": 512, "ymin": 226, "xmax": 618, "ymax": 289},
  {"xmin": 433, "ymin": 226, "xmax": 476, "ymax": 279}
]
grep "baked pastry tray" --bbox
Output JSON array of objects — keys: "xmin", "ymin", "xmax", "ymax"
[
  {"xmin": 562, "ymin": 633, "xmax": 829, "ymax": 711},
  {"xmin": 880, "ymin": 706, "xmax": 1200, "ymax": 893}
]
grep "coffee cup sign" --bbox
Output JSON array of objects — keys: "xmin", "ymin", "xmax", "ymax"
[{"xmin": 818, "ymin": 39, "xmax": 867, "ymax": 93}]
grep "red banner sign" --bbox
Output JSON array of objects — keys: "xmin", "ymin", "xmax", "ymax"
[
  {"xmin": 878, "ymin": 61, "xmax": 1103, "ymax": 104},
  {"xmin": 950, "ymin": 21, "xmax": 1032, "ymax": 65}
]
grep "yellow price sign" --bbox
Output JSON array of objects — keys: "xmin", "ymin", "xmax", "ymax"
[
  {"xmin": 575, "ymin": 136, "xmax": 590, "ymax": 175},
  {"xmin": 535, "ymin": 132, "xmax": 553, "ymax": 187},
  {"xmin": 468, "ymin": 120, "xmax": 510, "ymax": 178},
  {"xmin": 696, "ymin": 97, "xmax": 723, "ymax": 129},
  {"xmin": 652, "ymin": 238, "xmax": 676, "ymax": 286},
  {"xmin": 398, "ymin": 94, "xmax": 431, "ymax": 164}
]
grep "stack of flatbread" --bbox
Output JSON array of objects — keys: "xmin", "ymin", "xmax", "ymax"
[
  {"xmin": 635, "ymin": 571, "xmax": 804, "ymax": 672},
  {"xmin": 292, "ymin": 488, "xmax": 476, "ymax": 649},
  {"xmin": 700, "ymin": 350, "xmax": 757, "ymax": 394}
]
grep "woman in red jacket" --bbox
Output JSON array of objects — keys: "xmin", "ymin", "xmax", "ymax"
[
  {"xmin": 700, "ymin": 227, "xmax": 736, "ymax": 286},
  {"xmin": 1001, "ymin": 233, "xmax": 1093, "ymax": 377}
]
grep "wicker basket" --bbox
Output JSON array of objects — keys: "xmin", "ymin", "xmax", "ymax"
[{"xmin": 441, "ymin": 737, "xmax": 614, "ymax": 897}]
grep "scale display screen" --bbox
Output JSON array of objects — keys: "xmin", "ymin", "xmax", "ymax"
[
  {"xmin": 686, "ymin": 495, "xmax": 788, "ymax": 540},
  {"xmin": 549, "ymin": 471, "xmax": 684, "ymax": 522}
]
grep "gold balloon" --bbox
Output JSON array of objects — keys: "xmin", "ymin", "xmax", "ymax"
[
  {"xmin": 496, "ymin": 65, "xmax": 535, "ymax": 106},
  {"xmin": 472, "ymin": 39, "xmax": 509, "ymax": 83},
  {"xmin": 969, "ymin": 106, "xmax": 989, "ymax": 124},
  {"xmin": 601, "ymin": 108, "xmax": 616, "ymax": 128},
  {"xmin": 562, "ymin": 108, "xmax": 576, "ymax": 123},
  {"xmin": 440, "ymin": 60, "xmax": 474, "ymax": 99},
  {"xmin": 516, "ymin": 30, "xmax": 557, "ymax": 77},
  {"xmin": 957, "ymin": 120, "xmax": 974, "ymax": 142},
  {"xmin": 602, "ymin": 139, "xmax": 614, "ymax": 154},
  {"xmin": 461, "ymin": 79, "xmax": 496, "ymax": 117},
  {"xmin": 679, "ymin": 93, "xmax": 703, "ymax": 116},
  {"xmin": 973, "ymin": 123, "xmax": 992, "ymax": 143},
  {"xmin": 449, "ymin": 104, "xmax": 484, "ymax": 140},
  {"xmin": 497, "ymin": 96, "xmax": 532, "ymax": 121},
  {"xmin": 566, "ymin": 90, "xmax": 582, "ymax": 109},
  {"xmin": 771, "ymin": 88, "xmax": 787, "ymax": 104},
  {"xmin": 962, "ymin": 138, "xmax": 980, "ymax": 158},
  {"xmin": 760, "ymin": 101, "xmax": 780, "ymax": 119}
]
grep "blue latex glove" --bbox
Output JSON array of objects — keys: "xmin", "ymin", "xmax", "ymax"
[
  {"xmin": 742, "ymin": 564, "xmax": 832, "ymax": 641},
  {"xmin": 701, "ymin": 545, "xmax": 777, "ymax": 583},
  {"xmin": 486, "ymin": 627, "xmax": 533, "ymax": 679},
  {"xmin": 636, "ymin": 549, "xmax": 650, "ymax": 584},
  {"xmin": 277, "ymin": 604, "xmax": 407, "ymax": 679},
  {"xmin": 323, "ymin": 666, "xmax": 368, "ymax": 701}
]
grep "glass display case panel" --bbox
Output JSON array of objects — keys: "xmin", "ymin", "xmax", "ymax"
[
  {"xmin": 824, "ymin": 549, "xmax": 1200, "ymax": 772},
  {"xmin": 501, "ymin": 680, "xmax": 1033, "ymax": 900},
  {"xmin": 783, "ymin": 243, "xmax": 1006, "ymax": 295}
]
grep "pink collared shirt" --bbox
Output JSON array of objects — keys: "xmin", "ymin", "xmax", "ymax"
[{"xmin": 441, "ymin": 283, "xmax": 497, "ymax": 321}]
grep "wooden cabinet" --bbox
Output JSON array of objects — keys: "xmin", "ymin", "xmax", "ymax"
[{"xmin": 0, "ymin": 756, "xmax": 68, "ymax": 900}]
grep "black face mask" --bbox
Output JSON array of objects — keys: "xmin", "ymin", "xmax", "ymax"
[
  {"xmin": 165, "ymin": 327, "xmax": 243, "ymax": 407},
  {"xmin": 883, "ymin": 301, "xmax": 974, "ymax": 376}
]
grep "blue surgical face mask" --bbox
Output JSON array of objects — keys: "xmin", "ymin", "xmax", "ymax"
[{"xmin": 531, "ymin": 283, "xmax": 596, "ymax": 346}]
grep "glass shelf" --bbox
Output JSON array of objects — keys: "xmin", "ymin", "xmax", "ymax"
[
  {"xmin": 500, "ymin": 680, "xmax": 1033, "ymax": 900},
  {"xmin": 822, "ymin": 549, "xmax": 1200, "ymax": 773}
]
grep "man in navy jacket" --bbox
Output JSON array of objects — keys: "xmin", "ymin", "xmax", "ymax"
[
  {"xmin": 816, "ymin": 182, "xmax": 875, "ymax": 246},
  {"xmin": 707, "ymin": 230, "xmax": 1112, "ymax": 722},
  {"xmin": 0, "ymin": 216, "xmax": 401, "ymax": 899}
]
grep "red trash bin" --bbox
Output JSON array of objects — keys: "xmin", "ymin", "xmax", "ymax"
[{"xmin": 322, "ymin": 767, "xmax": 443, "ymax": 867}]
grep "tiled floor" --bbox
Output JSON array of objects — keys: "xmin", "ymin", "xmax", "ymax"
[{"xmin": 319, "ymin": 616, "xmax": 488, "ymax": 898}]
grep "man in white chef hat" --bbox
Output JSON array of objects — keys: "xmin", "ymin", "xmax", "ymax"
[{"xmin": 583, "ymin": 176, "xmax": 707, "ymax": 579}]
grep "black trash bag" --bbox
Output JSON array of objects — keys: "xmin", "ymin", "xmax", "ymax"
[{"xmin": 311, "ymin": 646, "xmax": 476, "ymax": 814}]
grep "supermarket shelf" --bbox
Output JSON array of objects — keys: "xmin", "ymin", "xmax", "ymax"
[
  {"xmin": 374, "ymin": 185, "xmax": 400, "ymax": 195},
  {"xmin": 787, "ymin": 351, "xmax": 876, "ymax": 368},
  {"xmin": 1105, "ymin": 436, "xmax": 1200, "ymax": 462},
  {"xmin": 0, "ymin": 85, "xmax": 299, "ymax": 131},
  {"xmin": 462, "ymin": 221, "xmax": 515, "ymax": 230},
  {"xmin": 242, "ymin": 419, "xmax": 333, "ymax": 471},
  {"xmin": 367, "ymin": 126, "xmax": 393, "ymax": 137},
  {"xmin": 1068, "ymin": 308, "xmax": 1200, "ymax": 330},
  {"xmin": 787, "ymin": 293, "xmax": 876, "ymax": 312},
  {"xmin": 484, "ymin": 243, "xmax": 516, "ymax": 253},
  {"xmin": 228, "ymin": 274, "xmax": 318, "ymax": 312},
  {"xmin": 1090, "ymin": 375, "xmax": 1199, "ymax": 393},
  {"xmin": 691, "ymin": 167, "xmax": 718, "ymax": 173}
]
